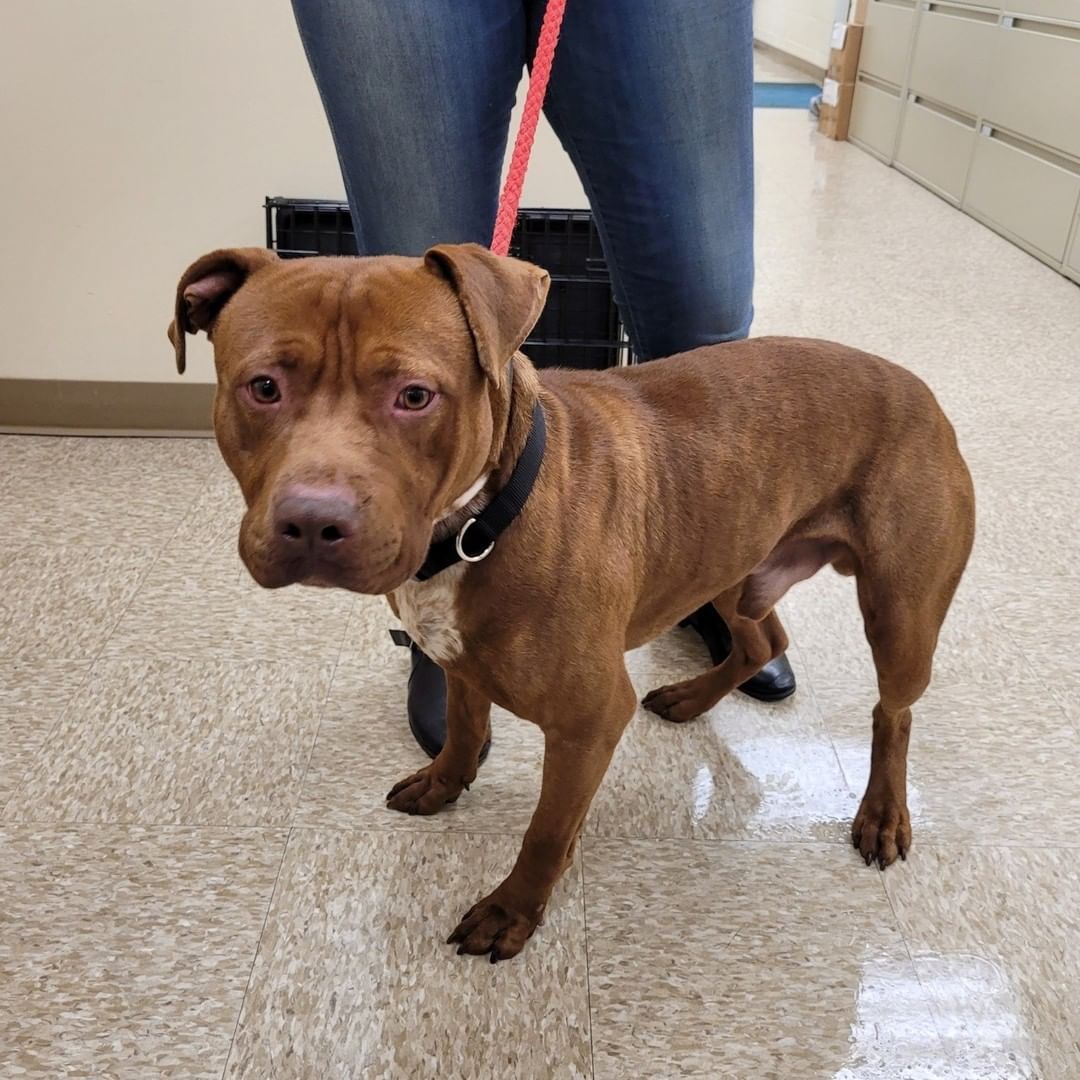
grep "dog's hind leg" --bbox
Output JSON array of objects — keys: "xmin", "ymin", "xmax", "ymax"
[
  {"xmin": 851, "ymin": 559, "xmax": 966, "ymax": 869},
  {"xmin": 642, "ymin": 537, "xmax": 848, "ymax": 723},
  {"xmin": 851, "ymin": 445, "xmax": 974, "ymax": 869},
  {"xmin": 642, "ymin": 586, "xmax": 789, "ymax": 723}
]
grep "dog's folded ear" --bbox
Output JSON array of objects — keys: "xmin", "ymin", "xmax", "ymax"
[
  {"xmin": 424, "ymin": 243, "xmax": 550, "ymax": 388},
  {"xmin": 168, "ymin": 248, "xmax": 279, "ymax": 374}
]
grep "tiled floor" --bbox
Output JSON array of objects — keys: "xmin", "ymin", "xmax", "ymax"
[{"xmin": 3, "ymin": 111, "xmax": 1080, "ymax": 1079}]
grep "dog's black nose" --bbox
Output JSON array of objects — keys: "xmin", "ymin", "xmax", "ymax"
[{"xmin": 274, "ymin": 491, "xmax": 359, "ymax": 555}]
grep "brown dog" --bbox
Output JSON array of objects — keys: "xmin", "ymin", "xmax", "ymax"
[{"xmin": 169, "ymin": 244, "xmax": 974, "ymax": 962}]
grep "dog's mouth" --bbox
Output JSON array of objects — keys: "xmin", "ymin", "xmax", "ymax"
[
  {"xmin": 275, "ymin": 562, "xmax": 349, "ymax": 590},
  {"xmin": 239, "ymin": 523, "xmax": 426, "ymax": 596}
]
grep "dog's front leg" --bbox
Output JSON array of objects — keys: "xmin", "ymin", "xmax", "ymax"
[
  {"xmin": 449, "ymin": 668, "xmax": 636, "ymax": 962},
  {"xmin": 386, "ymin": 674, "xmax": 491, "ymax": 815}
]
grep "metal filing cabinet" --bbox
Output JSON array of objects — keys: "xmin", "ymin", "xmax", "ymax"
[
  {"xmin": 982, "ymin": 21, "xmax": 1080, "ymax": 161},
  {"xmin": 847, "ymin": 0, "xmax": 1080, "ymax": 283},
  {"xmin": 1066, "ymin": 212, "xmax": 1080, "ymax": 278},
  {"xmin": 965, "ymin": 136, "xmax": 1080, "ymax": 262},
  {"xmin": 1006, "ymin": 0, "xmax": 1080, "ymax": 21},
  {"xmin": 848, "ymin": 0, "xmax": 921, "ymax": 163},
  {"xmin": 849, "ymin": 78, "xmax": 905, "ymax": 160},
  {"xmin": 859, "ymin": 0, "xmax": 919, "ymax": 86},
  {"xmin": 896, "ymin": 101, "xmax": 977, "ymax": 200},
  {"xmin": 906, "ymin": 5, "xmax": 996, "ymax": 118}
]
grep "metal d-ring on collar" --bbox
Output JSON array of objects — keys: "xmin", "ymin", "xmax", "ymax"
[
  {"xmin": 414, "ymin": 401, "xmax": 547, "ymax": 581},
  {"xmin": 454, "ymin": 517, "xmax": 496, "ymax": 563}
]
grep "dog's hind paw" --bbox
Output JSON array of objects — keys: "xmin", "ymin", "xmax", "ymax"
[
  {"xmin": 642, "ymin": 680, "xmax": 708, "ymax": 723},
  {"xmin": 852, "ymin": 790, "xmax": 912, "ymax": 870},
  {"xmin": 386, "ymin": 764, "xmax": 465, "ymax": 816}
]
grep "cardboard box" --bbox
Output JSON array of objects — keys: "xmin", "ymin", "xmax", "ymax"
[
  {"xmin": 827, "ymin": 23, "xmax": 864, "ymax": 84},
  {"xmin": 818, "ymin": 78, "xmax": 856, "ymax": 140},
  {"xmin": 848, "ymin": 0, "xmax": 868, "ymax": 24}
]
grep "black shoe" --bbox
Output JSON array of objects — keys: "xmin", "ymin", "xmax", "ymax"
[
  {"xmin": 393, "ymin": 633, "xmax": 492, "ymax": 763},
  {"xmin": 679, "ymin": 604, "xmax": 797, "ymax": 702}
]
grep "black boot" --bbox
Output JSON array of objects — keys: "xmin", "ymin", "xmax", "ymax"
[
  {"xmin": 680, "ymin": 604, "xmax": 797, "ymax": 702},
  {"xmin": 393, "ymin": 634, "xmax": 492, "ymax": 762}
]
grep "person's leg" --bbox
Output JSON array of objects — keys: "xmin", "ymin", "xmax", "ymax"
[
  {"xmin": 538, "ymin": 0, "xmax": 794, "ymax": 699},
  {"xmin": 291, "ymin": 0, "xmax": 525, "ymax": 254},
  {"xmin": 536, "ymin": 0, "xmax": 754, "ymax": 360},
  {"xmin": 291, "ymin": 0, "xmax": 526, "ymax": 757}
]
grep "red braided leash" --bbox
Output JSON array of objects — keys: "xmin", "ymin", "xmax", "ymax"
[{"xmin": 489, "ymin": 0, "xmax": 568, "ymax": 257}]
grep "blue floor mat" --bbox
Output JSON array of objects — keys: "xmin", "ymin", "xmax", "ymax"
[{"xmin": 753, "ymin": 82, "xmax": 820, "ymax": 109}]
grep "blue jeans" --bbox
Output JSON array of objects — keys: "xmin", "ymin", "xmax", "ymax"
[{"xmin": 291, "ymin": 0, "xmax": 754, "ymax": 360}]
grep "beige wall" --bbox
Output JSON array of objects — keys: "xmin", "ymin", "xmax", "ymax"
[
  {"xmin": 753, "ymin": 0, "xmax": 848, "ymax": 68},
  {"xmin": 0, "ymin": 0, "xmax": 583, "ymax": 386}
]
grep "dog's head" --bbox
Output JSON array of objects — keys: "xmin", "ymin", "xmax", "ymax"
[{"xmin": 168, "ymin": 244, "xmax": 548, "ymax": 593}]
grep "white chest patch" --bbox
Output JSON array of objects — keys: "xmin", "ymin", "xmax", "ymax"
[{"xmin": 392, "ymin": 562, "xmax": 467, "ymax": 665}]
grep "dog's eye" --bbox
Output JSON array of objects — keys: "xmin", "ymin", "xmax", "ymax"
[
  {"xmin": 396, "ymin": 385, "xmax": 434, "ymax": 411},
  {"xmin": 249, "ymin": 376, "xmax": 281, "ymax": 404}
]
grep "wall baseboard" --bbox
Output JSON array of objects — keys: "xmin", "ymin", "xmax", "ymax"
[
  {"xmin": 753, "ymin": 40, "xmax": 827, "ymax": 82},
  {"xmin": 0, "ymin": 379, "xmax": 215, "ymax": 437}
]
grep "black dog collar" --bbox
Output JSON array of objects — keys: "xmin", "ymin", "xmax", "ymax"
[{"xmin": 415, "ymin": 401, "xmax": 546, "ymax": 581}]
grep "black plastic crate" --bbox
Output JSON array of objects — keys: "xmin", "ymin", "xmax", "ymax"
[
  {"xmin": 265, "ymin": 198, "xmax": 629, "ymax": 370},
  {"xmin": 510, "ymin": 209, "xmax": 628, "ymax": 369},
  {"xmin": 265, "ymin": 198, "xmax": 357, "ymax": 258}
]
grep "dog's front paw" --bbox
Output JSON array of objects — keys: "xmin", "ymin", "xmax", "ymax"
[
  {"xmin": 447, "ymin": 890, "xmax": 542, "ymax": 963},
  {"xmin": 385, "ymin": 764, "xmax": 465, "ymax": 816},
  {"xmin": 852, "ymin": 788, "xmax": 912, "ymax": 869}
]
